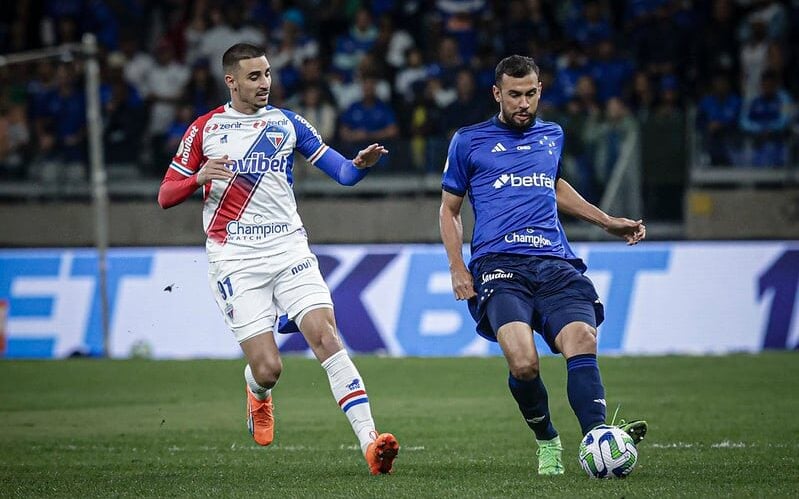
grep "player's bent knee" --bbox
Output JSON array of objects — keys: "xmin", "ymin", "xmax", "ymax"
[
  {"xmin": 251, "ymin": 358, "xmax": 283, "ymax": 388},
  {"xmin": 558, "ymin": 322, "xmax": 598, "ymax": 356},
  {"xmin": 509, "ymin": 360, "xmax": 540, "ymax": 381}
]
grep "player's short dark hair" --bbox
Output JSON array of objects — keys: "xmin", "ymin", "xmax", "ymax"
[
  {"xmin": 495, "ymin": 55, "xmax": 540, "ymax": 86},
  {"xmin": 222, "ymin": 43, "xmax": 266, "ymax": 74}
]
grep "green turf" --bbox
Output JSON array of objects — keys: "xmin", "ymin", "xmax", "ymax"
[{"xmin": 1, "ymin": 353, "xmax": 798, "ymax": 497}]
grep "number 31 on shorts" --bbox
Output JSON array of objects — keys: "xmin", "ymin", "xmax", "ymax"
[{"xmin": 217, "ymin": 276, "xmax": 233, "ymax": 300}]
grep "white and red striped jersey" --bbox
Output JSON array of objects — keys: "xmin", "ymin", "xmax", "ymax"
[{"xmin": 160, "ymin": 103, "xmax": 333, "ymax": 262}]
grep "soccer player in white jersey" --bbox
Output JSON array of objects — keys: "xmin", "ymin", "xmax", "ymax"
[
  {"xmin": 158, "ymin": 43, "xmax": 398, "ymax": 475},
  {"xmin": 439, "ymin": 55, "xmax": 647, "ymax": 476}
]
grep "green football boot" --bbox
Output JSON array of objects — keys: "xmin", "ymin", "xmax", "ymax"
[
  {"xmin": 536, "ymin": 435, "xmax": 565, "ymax": 475},
  {"xmin": 617, "ymin": 419, "xmax": 648, "ymax": 445}
]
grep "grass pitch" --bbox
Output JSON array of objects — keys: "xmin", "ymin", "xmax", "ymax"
[{"xmin": 1, "ymin": 353, "xmax": 797, "ymax": 497}]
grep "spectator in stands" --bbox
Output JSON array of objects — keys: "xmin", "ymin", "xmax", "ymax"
[
  {"xmin": 394, "ymin": 47, "xmax": 428, "ymax": 104},
  {"xmin": 427, "ymin": 36, "xmax": 463, "ymax": 90},
  {"xmin": 589, "ymin": 39, "xmax": 634, "ymax": 105},
  {"xmin": 696, "ymin": 73, "xmax": 742, "ymax": 166},
  {"xmin": 0, "ymin": 103, "xmax": 31, "ymax": 179},
  {"xmin": 118, "ymin": 34, "xmax": 154, "ymax": 101},
  {"xmin": 102, "ymin": 54, "xmax": 146, "ymax": 166},
  {"xmin": 338, "ymin": 76, "xmax": 399, "ymax": 163},
  {"xmin": 630, "ymin": 71, "xmax": 656, "ymax": 121},
  {"xmin": 567, "ymin": 0, "xmax": 614, "ymax": 48},
  {"xmin": 740, "ymin": 19, "xmax": 770, "ymax": 101},
  {"xmin": 293, "ymin": 84, "xmax": 339, "ymax": 178},
  {"xmin": 332, "ymin": 8, "xmax": 378, "ymax": 81},
  {"xmin": 197, "ymin": 5, "xmax": 265, "ymax": 98},
  {"xmin": 440, "ymin": 69, "xmax": 491, "ymax": 138},
  {"xmin": 404, "ymin": 79, "xmax": 446, "ymax": 171},
  {"xmin": 555, "ymin": 43, "xmax": 590, "ymax": 102},
  {"xmin": 183, "ymin": 3, "xmax": 208, "ymax": 65},
  {"xmin": 537, "ymin": 67, "xmax": 566, "ymax": 117},
  {"xmin": 268, "ymin": 8, "xmax": 319, "ymax": 98},
  {"xmin": 34, "ymin": 63, "xmax": 86, "ymax": 182},
  {"xmin": 441, "ymin": 10, "xmax": 478, "ymax": 64},
  {"xmin": 593, "ymin": 97, "xmax": 639, "ymax": 209},
  {"xmin": 373, "ymin": 14, "xmax": 415, "ymax": 75},
  {"xmin": 142, "ymin": 40, "xmax": 190, "ymax": 176},
  {"xmin": 330, "ymin": 54, "xmax": 392, "ymax": 111},
  {"xmin": 695, "ymin": 0, "xmax": 740, "ymax": 87},
  {"xmin": 184, "ymin": 59, "xmax": 217, "ymax": 116},
  {"xmin": 294, "ymin": 84, "xmax": 338, "ymax": 143},
  {"xmin": 502, "ymin": 0, "xmax": 545, "ymax": 55},
  {"xmin": 162, "ymin": 103, "xmax": 194, "ymax": 166},
  {"xmin": 740, "ymin": 70, "xmax": 794, "ymax": 167},
  {"xmin": 636, "ymin": 3, "xmax": 685, "ymax": 80}
]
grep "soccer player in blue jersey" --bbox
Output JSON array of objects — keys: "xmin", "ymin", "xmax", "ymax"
[{"xmin": 439, "ymin": 55, "xmax": 647, "ymax": 475}]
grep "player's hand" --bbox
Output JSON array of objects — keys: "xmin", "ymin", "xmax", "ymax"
[
  {"xmin": 450, "ymin": 265, "xmax": 477, "ymax": 301},
  {"xmin": 353, "ymin": 143, "xmax": 389, "ymax": 169},
  {"xmin": 605, "ymin": 217, "xmax": 646, "ymax": 245},
  {"xmin": 196, "ymin": 155, "xmax": 235, "ymax": 185}
]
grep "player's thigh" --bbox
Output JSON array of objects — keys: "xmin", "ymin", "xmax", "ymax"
[
  {"xmin": 496, "ymin": 320, "xmax": 541, "ymax": 379},
  {"xmin": 208, "ymin": 258, "xmax": 277, "ymax": 344},
  {"xmin": 470, "ymin": 254, "xmax": 534, "ymax": 342},
  {"xmin": 533, "ymin": 259, "xmax": 604, "ymax": 352},
  {"xmin": 272, "ymin": 247, "xmax": 334, "ymax": 328}
]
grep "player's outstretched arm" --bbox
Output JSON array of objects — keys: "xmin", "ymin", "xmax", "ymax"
[
  {"xmin": 555, "ymin": 178, "xmax": 646, "ymax": 245},
  {"xmin": 439, "ymin": 191, "xmax": 476, "ymax": 300},
  {"xmin": 313, "ymin": 143, "xmax": 388, "ymax": 186},
  {"xmin": 352, "ymin": 143, "xmax": 389, "ymax": 169}
]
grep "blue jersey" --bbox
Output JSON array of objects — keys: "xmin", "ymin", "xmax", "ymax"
[{"xmin": 442, "ymin": 116, "xmax": 584, "ymax": 271}]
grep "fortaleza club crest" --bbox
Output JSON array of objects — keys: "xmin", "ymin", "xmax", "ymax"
[{"xmin": 266, "ymin": 131, "xmax": 285, "ymax": 149}]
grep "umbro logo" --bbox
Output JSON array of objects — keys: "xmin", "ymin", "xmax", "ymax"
[
  {"xmin": 593, "ymin": 398, "xmax": 607, "ymax": 406},
  {"xmin": 525, "ymin": 415, "xmax": 546, "ymax": 424},
  {"xmin": 491, "ymin": 142, "xmax": 506, "ymax": 153}
]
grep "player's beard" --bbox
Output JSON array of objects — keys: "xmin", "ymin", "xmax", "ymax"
[
  {"xmin": 249, "ymin": 88, "xmax": 270, "ymax": 109},
  {"xmin": 501, "ymin": 108, "xmax": 536, "ymax": 130}
]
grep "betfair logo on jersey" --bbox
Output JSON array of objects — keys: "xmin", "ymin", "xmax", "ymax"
[
  {"xmin": 229, "ymin": 152, "xmax": 289, "ymax": 173},
  {"xmin": 493, "ymin": 173, "xmax": 555, "ymax": 189}
]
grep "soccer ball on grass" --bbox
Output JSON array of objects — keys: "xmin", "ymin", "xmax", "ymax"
[{"xmin": 578, "ymin": 425, "xmax": 638, "ymax": 478}]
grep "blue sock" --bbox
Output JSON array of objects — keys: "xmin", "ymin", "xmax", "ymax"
[
  {"xmin": 566, "ymin": 353, "xmax": 606, "ymax": 435},
  {"xmin": 508, "ymin": 373, "xmax": 558, "ymax": 441}
]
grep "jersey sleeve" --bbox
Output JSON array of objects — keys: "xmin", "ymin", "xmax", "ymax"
[
  {"xmin": 441, "ymin": 130, "xmax": 470, "ymax": 197},
  {"xmin": 158, "ymin": 118, "xmax": 205, "ymax": 208},
  {"xmin": 168, "ymin": 120, "xmax": 205, "ymax": 177},
  {"xmin": 287, "ymin": 110, "xmax": 328, "ymax": 162}
]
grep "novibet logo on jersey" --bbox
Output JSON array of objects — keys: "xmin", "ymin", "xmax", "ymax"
[{"xmin": 493, "ymin": 172, "xmax": 555, "ymax": 189}]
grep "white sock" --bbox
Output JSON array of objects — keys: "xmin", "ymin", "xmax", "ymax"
[
  {"xmin": 321, "ymin": 349, "xmax": 377, "ymax": 455},
  {"xmin": 244, "ymin": 364, "xmax": 271, "ymax": 401}
]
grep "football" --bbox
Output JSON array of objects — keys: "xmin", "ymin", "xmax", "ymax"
[{"xmin": 578, "ymin": 425, "xmax": 638, "ymax": 478}]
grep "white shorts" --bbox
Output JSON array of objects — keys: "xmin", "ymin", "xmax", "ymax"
[{"xmin": 207, "ymin": 241, "xmax": 333, "ymax": 343}]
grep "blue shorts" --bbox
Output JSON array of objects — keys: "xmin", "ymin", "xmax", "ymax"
[{"xmin": 467, "ymin": 253, "xmax": 605, "ymax": 353}]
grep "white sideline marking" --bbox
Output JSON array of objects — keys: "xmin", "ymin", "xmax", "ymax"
[{"xmin": 650, "ymin": 441, "xmax": 797, "ymax": 449}]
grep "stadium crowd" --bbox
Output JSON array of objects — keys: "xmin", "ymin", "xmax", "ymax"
[{"xmin": 0, "ymin": 0, "xmax": 797, "ymax": 219}]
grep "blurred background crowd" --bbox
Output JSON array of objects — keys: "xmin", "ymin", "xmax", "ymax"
[{"xmin": 1, "ymin": 0, "xmax": 798, "ymax": 222}]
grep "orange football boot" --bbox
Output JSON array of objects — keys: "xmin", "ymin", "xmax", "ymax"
[
  {"xmin": 246, "ymin": 387, "xmax": 274, "ymax": 446},
  {"xmin": 365, "ymin": 432, "xmax": 399, "ymax": 475}
]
